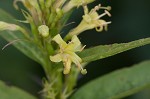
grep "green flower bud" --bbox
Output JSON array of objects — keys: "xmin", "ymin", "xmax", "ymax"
[
  {"xmin": 38, "ymin": 25, "xmax": 49, "ymax": 37},
  {"xmin": 56, "ymin": 8, "xmax": 63, "ymax": 19}
]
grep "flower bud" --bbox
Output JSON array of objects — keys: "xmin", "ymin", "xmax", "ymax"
[
  {"xmin": 0, "ymin": 21, "xmax": 20, "ymax": 31},
  {"xmin": 38, "ymin": 25, "xmax": 49, "ymax": 37}
]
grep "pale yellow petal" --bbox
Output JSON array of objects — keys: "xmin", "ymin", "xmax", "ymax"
[
  {"xmin": 52, "ymin": 34, "xmax": 67, "ymax": 47},
  {"xmin": 50, "ymin": 54, "xmax": 62, "ymax": 62},
  {"xmin": 71, "ymin": 35, "xmax": 81, "ymax": 47},
  {"xmin": 66, "ymin": 35, "xmax": 82, "ymax": 51},
  {"xmin": 67, "ymin": 51, "xmax": 82, "ymax": 65}
]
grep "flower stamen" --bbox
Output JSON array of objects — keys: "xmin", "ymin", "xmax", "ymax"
[{"xmin": 97, "ymin": 10, "xmax": 111, "ymax": 19}]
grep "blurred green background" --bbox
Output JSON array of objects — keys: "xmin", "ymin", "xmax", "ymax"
[{"xmin": 0, "ymin": 0, "xmax": 150, "ymax": 99}]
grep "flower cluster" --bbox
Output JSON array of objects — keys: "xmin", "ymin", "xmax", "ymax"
[
  {"xmin": 0, "ymin": 0, "xmax": 111, "ymax": 75},
  {"xmin": 0, "ymin": 0, "xmax": 111, "ymax": 99}
]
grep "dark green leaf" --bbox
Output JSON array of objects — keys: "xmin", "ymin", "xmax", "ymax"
[
  {"xmin": 0, "ymin": 81, "xmax": 37, "ymax": 99},
  {"xmin": 79, "ymin": 38, "xmax": 150, "ymax": 62},
  {"xmin": 71, "ymin": 60, "xmax": 150, "ymax": 99}
]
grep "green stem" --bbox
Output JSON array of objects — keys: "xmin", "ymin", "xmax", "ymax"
[{"xmin": 64, "ymin": 21, "xmax": 88, "ymax": 41}]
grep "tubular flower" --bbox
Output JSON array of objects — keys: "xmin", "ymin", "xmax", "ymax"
[
  {"xmin": 62, "ymin": 0, "xmax": 95, "ymax": 13},
  {"xmin": 66, "ymin": 4, "xmax": 111, "ymax": 39},
  {"xmin": 50, "ymin": 34, "xmax": 87, "ymax": 74},
  {"xmin": 0, "ymin": 21, "xmax": 21, "ymax": 31},
  {"xmin": 82, "ymin": 4, "xmax": 111, "ymax": 32},
  {"xmin": 0, "ymin": 21, "xmax": 29, "ymax": 38},
  {"xmin": 14, "ymin": 0, "xmax": 42, "ymax": 24}
]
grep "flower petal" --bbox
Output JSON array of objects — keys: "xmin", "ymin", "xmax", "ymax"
[
  {"xmin": 67, "ymin": 51, "xmax": 82, "ymax": 65},
  {"xmin": 50, "ymin": 54, "xmax": 62, "ymax": 62},
  {"xmin": 52, "ymin": 34, "xmax": 67, "ymax": 47},
  {"xmin": 66, "ymin": 35, "xmax": 82, "ymax": 51}
]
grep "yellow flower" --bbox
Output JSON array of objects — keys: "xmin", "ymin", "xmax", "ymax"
[
  {"xmin": 82, "ymin": 5, "xmax": 111, "ymax": 32},
  {"xmin": 50, "ymin": 34, "xmax": 87, "ymax": 74},
  {"xmin": 65, "ymin": 4, "xmax": 111, "ymax": 39}
]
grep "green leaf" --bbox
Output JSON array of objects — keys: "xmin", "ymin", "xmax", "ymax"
[
  {"xmin": 71, "ymin": 60, "xmax": 150, "ymax": 99},
  {"xmin": 0, "ymin": 80, "xmax": 37, "ymax": 99},
  {"xmin": 79, "ymin": 38, "xmax": 150, "ymax": 62},
  {"xmin": 0, "ymin": 9, "xmax": 45, "ymax": 66}
]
